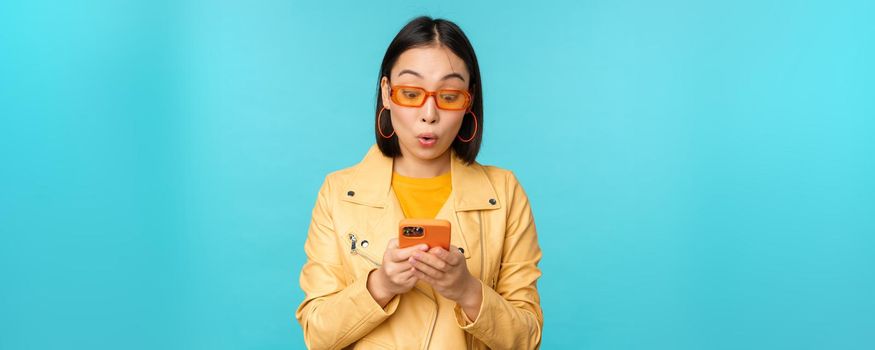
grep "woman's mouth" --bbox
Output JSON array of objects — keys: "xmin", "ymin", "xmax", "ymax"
[{"xmin": 417, "ymin": 133, "xmax": 437, "ymax": 148}]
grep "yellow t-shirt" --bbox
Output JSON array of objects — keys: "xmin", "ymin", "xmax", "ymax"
[{"xmin": 392, "ymin": 170, "xmax": 452, "ymax": 219}]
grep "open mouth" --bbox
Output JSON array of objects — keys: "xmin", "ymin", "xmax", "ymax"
[{"xmin": 417, "ymin": 133, "xmax": 437, "ymax": 147}]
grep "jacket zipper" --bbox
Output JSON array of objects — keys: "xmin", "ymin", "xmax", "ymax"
[{"xmin": 349, "ymin": 233, "xmax": 381, "ymax": 266}]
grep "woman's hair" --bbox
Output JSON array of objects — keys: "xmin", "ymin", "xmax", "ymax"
[{"xmin": 375, "ymin": 16, "xmax": 483, "ymax": 165}]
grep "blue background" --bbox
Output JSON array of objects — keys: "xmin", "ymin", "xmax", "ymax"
[{"xmin": 1, "ymin": 0, "xmax": 873, "ymax": 349}]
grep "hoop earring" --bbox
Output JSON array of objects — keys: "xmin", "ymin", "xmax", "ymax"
[
  {"xmin": 457, "ymin": 111, "xmax": 478, "ymax": 143},
  {"xmin": 377, "ymin": 107, "xmax": 394, "ymax": 139}
]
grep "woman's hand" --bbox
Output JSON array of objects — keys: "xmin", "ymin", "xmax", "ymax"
[
  {"xmin": 367, "ymin": 238, "xmax": 428, "ymax": 308},
  {"xmin": 409, "ymin": 245, "xmax": 483, "ymax": 320}
]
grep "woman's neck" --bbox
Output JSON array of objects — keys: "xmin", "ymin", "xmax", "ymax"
[{"xmin": 393, "ymin": 150, "xmax": 451, "ymax": 178}]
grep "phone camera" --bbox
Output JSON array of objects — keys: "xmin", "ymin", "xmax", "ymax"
[{"xmin": 402, "ymin": 226, "xmax": 424, "ymax": 237}]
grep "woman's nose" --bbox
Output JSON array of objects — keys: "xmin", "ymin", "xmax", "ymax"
[{"xmin": 420, "ymin": 96, "xmax": 439, "ymax": 124}]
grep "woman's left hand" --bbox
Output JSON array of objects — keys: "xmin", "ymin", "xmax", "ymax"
[{"xmin": 409, "ymin": 245, "xmax": 483, "ymax": 318}]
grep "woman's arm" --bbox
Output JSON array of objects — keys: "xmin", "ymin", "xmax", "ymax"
[
  {"xmin": 295, "ymin": 178, "xmax": 400, "ymax": 350},
  {"xmin": 455, "ymin": 172, "xmax": 544, "ymax": 349}
]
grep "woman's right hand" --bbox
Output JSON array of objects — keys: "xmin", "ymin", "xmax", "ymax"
[{"xmin": 367, "ymin": 238, "xmax": 428, "ymax": 308}]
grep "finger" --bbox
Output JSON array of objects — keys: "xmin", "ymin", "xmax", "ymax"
[
  {"xmin": 446, "ymin": 245, "xmax": 463, "ymax": 266},
  {"xmin": 394, "ymin": 244, "xmax": 429, "ymax": 261},
  {"xmin": 394, "ymin": 267, "xmax": 416, "ymax": 282},
  {"xmin": 387, "ymin": 261, "xmax": 413, "ymax": 275},
  {"xmin": 410, "ymin": 256, "xmax": 444, "ymax": 279},
  {"xmin": 390, "ymin": 247, "xmax": 404, "ymax": 262},
  {"xmin": 414, "ymin": 270, "xmax": 437, "ymax": 286},
  {"xmin": 411, "ymin": 250, "xmax": 449, "ymax": 272},
  {"xmin": 428, "ymin": 246, "xmax": 458, "ymax": 267},
  {"xmin": 429, "ymin": 246, "xmax": 453, "ymax": 261},
  {"xmin": 402, "ymin": 266, "xmax": 423, "ymax": 285},
  {"xmin": 388, "ymin": 239, "xmax": 407, "ymax": 262},
  {"xmin": 401, "ymin": 272, "xmax": 418, "ymax": 285},
  {"xmin": 448, "ymin": 245, "xmax": 460, "ymax": 254},
  {"xmin": 389, "ymin": 241, "xmax": 422, "ymax": 262}
]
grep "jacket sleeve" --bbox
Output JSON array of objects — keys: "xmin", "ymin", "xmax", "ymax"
[
  {"xmin": 454, "ymin": 171, "xmax": 544, "ymax": 349},
  {"xmin": 295, "ymin": 177, "xmax": 401, "ymax": 350}
]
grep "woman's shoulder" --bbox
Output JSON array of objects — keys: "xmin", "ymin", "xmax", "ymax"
[
  {"xmin": 471, "ymin": 163, "xmax": 533, "ymax": 211},
  {"xmin": 321, "ymin": 145, "xmax": 381, "ymax": 180},
  {"xmin": 317, "ymin": 165, "xmax": 357, "ymax": 196},
  {"xmin": 323, "ymin": 165, "xmax": 357, "ymax": 183},
  {"xmin": 476, "ymin": 163, "xmax": 525, "ymax": 189},
  {"xmin": 315, "ymin": 145, "xmax": 385, "ymax": 199}
]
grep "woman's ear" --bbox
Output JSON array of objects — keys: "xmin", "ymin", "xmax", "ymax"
[{"xmin": 380, "ymin": 76, "xmax": 391, "ymax": 109}]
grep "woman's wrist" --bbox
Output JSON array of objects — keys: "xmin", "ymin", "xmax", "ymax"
[
  {"xmin": 457, "ymin": 275, "xmax": 483, "ymax": 318},
  {"xmin": 366, "ymin": 268, "xmax": 395, "ymax": 308}
]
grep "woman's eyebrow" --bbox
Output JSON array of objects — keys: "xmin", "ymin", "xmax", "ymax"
[{"xmin": 397, "ymin": 69, "xmax": 466, "ymax": 82}]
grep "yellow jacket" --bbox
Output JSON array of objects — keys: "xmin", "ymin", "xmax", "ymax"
[{"xmin": 296, "ymin": 145, "xmax": 543, "ymax": 349}]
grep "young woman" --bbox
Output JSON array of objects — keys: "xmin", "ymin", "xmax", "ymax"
[{"xmin": 296, "ymin": 16, "xmax": 543, "ymax": 349}]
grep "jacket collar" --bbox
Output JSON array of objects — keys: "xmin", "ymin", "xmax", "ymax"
[{"xmin": 341, "ymin": 144, "xmax": 501, "ymax": 212}]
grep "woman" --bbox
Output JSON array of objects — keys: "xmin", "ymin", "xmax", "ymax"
[{"xmin": 296, "ymin": 16, "xmax": 543, "ymax": 349}]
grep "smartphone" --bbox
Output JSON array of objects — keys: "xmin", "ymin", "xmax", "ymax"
[{"xmin": 398, "ymin": 218, "xmax": 451, "ymax": 250}]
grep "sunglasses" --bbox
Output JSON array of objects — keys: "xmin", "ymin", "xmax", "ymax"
[{"xmin": 389, "ymin": 85, "xmax": 472, "ymax": 111}]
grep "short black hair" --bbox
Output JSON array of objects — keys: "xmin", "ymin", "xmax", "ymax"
[{"xmin": 375, "ymin": 16, "xmax": 483, "ymax": 165}]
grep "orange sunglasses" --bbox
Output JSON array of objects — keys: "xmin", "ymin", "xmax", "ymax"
[{"xmin": 389, "ymin": 85, "xmax": 472, "ymax": 111}]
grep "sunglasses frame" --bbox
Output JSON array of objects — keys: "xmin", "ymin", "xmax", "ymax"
[{"xmin": 389, "ymin": 85, "xmax": 472, "ymax": 111}]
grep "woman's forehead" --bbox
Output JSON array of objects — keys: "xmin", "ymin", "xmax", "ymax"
[{"xmin": 391, "ymin": 46, "xmax": 469, "ymax": 83}]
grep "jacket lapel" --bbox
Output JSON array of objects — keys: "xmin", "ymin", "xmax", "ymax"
[
  {"xmin": 340, "ymin": 144, "xmax": 502, "ymax": 210},
  {"xmin": 339, "ymin": 144, "xmax": 503, "ymax": 263}
]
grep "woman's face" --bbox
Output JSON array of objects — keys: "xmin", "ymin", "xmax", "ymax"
[{"xmin": 381, "ymin": 45, "xmax": 471, "ymax": 162}]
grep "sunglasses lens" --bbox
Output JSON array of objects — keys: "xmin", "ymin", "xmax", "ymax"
[
  {"xmin": 393, "ymin": 87, "xmax": 426, "ymax": 106},
  {"xmin": 391, "ymin": 86, "xmax": 470, "ymax": 109},
  {"xmin": 436, "ymin": 90, "xmax": 469, "ymax": 110}
]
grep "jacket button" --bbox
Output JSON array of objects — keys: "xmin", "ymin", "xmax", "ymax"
[
  {"xmin": 361, "ymin": 240, "xmax": 369, "ymax": 248},
  {"xmin": 488, "ymin": 198, "xmax": 496, "ymax": 205},
  {"xmin": 347, "ymin": 190, "xmax": 355, "ymax": 197},
  {"xmin": 458, "ymin": 247, "xmax": 465, "ymax": 254}
]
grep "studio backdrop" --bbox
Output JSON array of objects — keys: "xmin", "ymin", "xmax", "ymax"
[{"xmin": 1, "ymin": 0, "xmax": 873, "ymax": 349}]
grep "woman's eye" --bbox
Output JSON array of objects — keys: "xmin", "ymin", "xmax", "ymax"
[
  {"xmin": 403, "ymin": 91, "xmax": 421, "ymax": 99},
  {"xmin": 440, "ymin": 94, "xmax": 459, "ymax": 102}
]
